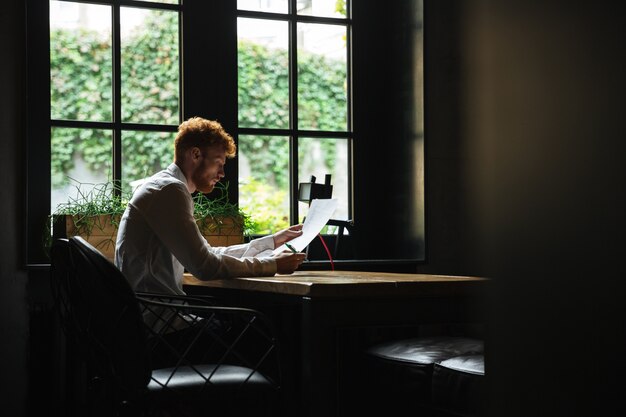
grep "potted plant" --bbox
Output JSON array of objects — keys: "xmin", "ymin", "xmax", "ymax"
[{"xmin": 47, "ymin": 180, "xmax": 254, "ymax": 261}]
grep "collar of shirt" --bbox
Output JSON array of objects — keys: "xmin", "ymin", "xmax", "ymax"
[{"xmin": 167, "ymin": 163, "xmax": 188, "ymax": 189}]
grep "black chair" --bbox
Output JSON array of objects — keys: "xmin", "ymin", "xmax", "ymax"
[
  {"xmin": 432, "ymin": 354, "xmax": 485, "ymax": 417},
  {"xmin": 360, "ymin": 336, "xmax": 484, "ymax": 416},
  {"xmin": 50, "ymin": 236, "xmax": 282, "ymax": 417}
]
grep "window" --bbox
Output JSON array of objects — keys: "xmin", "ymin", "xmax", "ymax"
[
  {"xmin": 49, "ymin": 0, "xmax": 181, "ymax": 210},
  {"xmin": 24, "ymin": 0, "xmax": 183, "ymax": 262},
  {"xmin": 50, "ymin": 0, "xmax": 353, "ymax": 236},
  {"xmin": 27, "ymin": 0, "xmax": 353, "ymax": 262},
  {"xmin": 236, "ymin": 0, "xmax": 352, "ymax": 234},
  {"xmin": 28, "ymin": 0, "xmax": 425, "ymax": 264}
]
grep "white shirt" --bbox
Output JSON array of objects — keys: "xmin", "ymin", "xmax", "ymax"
[{"xmin": 115, "ymin": 163, "xmax": 277, "ymax": 294}]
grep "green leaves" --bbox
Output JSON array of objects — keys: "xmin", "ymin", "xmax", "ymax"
[
  {"xmin": 53, "ymin": 180, "xmax": 128, "ymax": 218},
  {"xmin": 50, "ymin": 11, "xmax": 178, "ymax": 189},
  {"xmin": 239, "ymin": 177, "xmax": 287, "ymax": 235},
  {"xmin": 50, "ymin": 27, "xmax": 113, "ymax": 123}
]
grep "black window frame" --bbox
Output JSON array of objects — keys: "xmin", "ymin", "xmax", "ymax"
[
  {"xmin": 235, "ymin": 2, "xmax": 353, "ymax": 227},
  {"xmin": 25, "ymin": 0, "xmax": 354, "ymax": 264}
]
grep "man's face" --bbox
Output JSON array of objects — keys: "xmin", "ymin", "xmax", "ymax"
[{"xmin": 192, "ymin": 146, "xmax": 226, "ymax": 194}]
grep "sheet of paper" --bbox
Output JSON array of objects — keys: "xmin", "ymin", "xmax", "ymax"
[{"xmin": 272, "ymin": 198, "xmax": 338, "ymax": 255}]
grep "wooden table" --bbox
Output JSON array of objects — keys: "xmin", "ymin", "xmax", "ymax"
[{"xmin": 184, "ymin": 270, "xmax": 488, "ymax": 417}]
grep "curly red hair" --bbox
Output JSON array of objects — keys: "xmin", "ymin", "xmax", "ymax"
[{"xmin": 174, "ymin": 117, "xmax": 236, "ymax": 162}]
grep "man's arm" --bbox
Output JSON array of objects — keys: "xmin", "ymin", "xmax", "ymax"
[
  {"xmin": 211, "ymin": 224, "xmax": 304, "ymax": 258},
  {"xmin": 144, "ymin": 184, "xmax": 277, "ymax": 280}
]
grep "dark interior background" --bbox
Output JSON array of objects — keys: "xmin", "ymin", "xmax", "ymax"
[{"xmin": 2, "ymin": 0, "xmax": 626, "ymax": 416}]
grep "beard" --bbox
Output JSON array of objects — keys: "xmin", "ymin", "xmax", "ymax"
[
  {"xmin": 196, "ymin": 182, "xmax": 215, "ymax": 194},
  {"xmin": 191, "ymin": 169, "xmax": 216, "ymax": 194}
]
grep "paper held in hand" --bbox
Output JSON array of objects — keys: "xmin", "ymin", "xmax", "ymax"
[{"xmin": 272, "ymin": 198, "xmax": 338, "ymax": 255}]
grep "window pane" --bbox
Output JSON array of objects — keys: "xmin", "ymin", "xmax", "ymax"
[
  {"xmin": 298, "ymin": 137, "xmax": 349, "ymax": 226},
  {"xmin": 297, "ymin": 23, "xmax": 347, "ymax": 131},
  {"xmin": 121, "ymin": 130, "xmax": 174, "ymax": 195},
  {"xmin": 51, "ymin": 127, "xmax": 112, "ymax": 213},
  {"xmin": 238, "ymin": 135, "xmax": 290, "ymax": 234},
  {"xmin": 297, "ymin": 0, "xmax": 347, "ymax": 18},
  {"xmin": 238, "ymin": 18, "xmax": 289, "ymax": 129},
  {"xmin": 238, "ymin": 0, "xmax": 288, "ymax": 13},
  {"xmin": 121, "ymin": 7, "xmax": 179, "ymax": 125},
  {"xmin": 50, "ymin": 1, "xmax": 112, "ymax": 122}
]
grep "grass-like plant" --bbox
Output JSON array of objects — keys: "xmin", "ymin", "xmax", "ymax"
[
  {"xmin": 44, "ymin": 180, "xmax": 128, "ymax": 258},
  {"xmin": 53, "ymin": 179, "xmax": 128, "ymax": 228},
  {"xmin": 44, "ymin": 179, "xmax": 255, "ymax": 258}
]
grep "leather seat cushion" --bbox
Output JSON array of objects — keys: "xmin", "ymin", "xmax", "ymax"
[
  {"xmin": 147, "ymin": 364, "xmax": 275, "ymax": 413},
  {"xmin": 364, "ymin": 337, "xmax": 484, "ymax": 403},
  {"xmin": 432, "ymin": 354, "xmax": 485, "ymax": 416},
  {"xmin": 366, "ymin": 336, "xmax": 484, "ymax": 365},
  {"xmin": 148, "ymin": 364, "xmax": 272, "ymax": 392}
]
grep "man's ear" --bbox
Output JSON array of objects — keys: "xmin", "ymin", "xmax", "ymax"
[{"xmin": 190, "ymin": 147, "xmax": 202, "ymax": 161}]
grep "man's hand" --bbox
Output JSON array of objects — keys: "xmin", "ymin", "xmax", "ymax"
[
  {"xmin": 273, "ymin": 224, "xmax": 304, "ymax": 248},
  {"xmin": 273, "ymin": 251, "xmax": 307, "ymax": 275}
]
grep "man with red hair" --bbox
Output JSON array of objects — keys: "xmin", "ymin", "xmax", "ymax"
[{"xmin": 115, "ymin": 117, "xmax": 305, "ymax": 295}]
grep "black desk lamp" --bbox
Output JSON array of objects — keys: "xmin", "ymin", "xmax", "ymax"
[{"xmin": 298, "ymin": 174, "xmax": 333, "ymax": 203}]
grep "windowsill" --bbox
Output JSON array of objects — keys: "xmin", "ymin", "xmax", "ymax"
[
  {"xmin": 299, "ymin": 258, "xmax": 423, "ymax": 273},
  {"xmin": 31, "ymin": 259, "xmax": 424, "ymax": 273}
]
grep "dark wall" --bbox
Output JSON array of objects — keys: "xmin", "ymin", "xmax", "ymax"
[
  {"xmin": 459, "ymin": 1, "xmax": 626, "ymax": 416},
  {"xmin": 369, "ymin": 0, "xmax": 626, "ymax": 414},
  {"xmin": 419, "ymin": 0, "xmax": 480, "ymax": 275},
  {"xmin": 0, "ymin": 0, "xmax": 28, "ymax": 416}
]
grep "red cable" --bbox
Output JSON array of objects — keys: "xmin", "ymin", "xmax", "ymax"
[{"xmin": 317, "ymin": 233, "xmax": 334, "ymax": 271}]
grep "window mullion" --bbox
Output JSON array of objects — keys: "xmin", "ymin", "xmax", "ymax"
[
  {"xmin": 289, "ymin": 2, "xmax": 299, "ymax": 225},
  {"xmin": 177, "ymin": 7, "xmax": 183, "ymax": 124},
  {"xmin": 112, "ymin": 4, "xmax": 122, "ymax": 194},
  {"xmin": 346, "ymin": 11, "xmax": 354, "ymax": 220}
]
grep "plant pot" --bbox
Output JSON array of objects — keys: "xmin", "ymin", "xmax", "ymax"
[
  {"xmin": 53, "ymin": 214, "xmax": 121, "ymax": 261},
  {"xmin": 197, "ymin": 216, "xmax": 245, "ymax": 247}
]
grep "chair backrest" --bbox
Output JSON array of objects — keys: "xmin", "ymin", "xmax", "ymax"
[
  {"xmin": 326, "ymin": 218, "xmax": 356, "ymax": 259},
  {"xmin": 52, "ymin": 237, "xmax": 283, "ymax": 416},
  {"xmin": 51, "ymin": 236, "xmax": 151, "ymax": 392}
]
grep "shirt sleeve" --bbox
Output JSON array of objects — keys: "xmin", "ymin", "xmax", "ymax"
[
  {"xmin": 143, "ymin": 183, "xmax": 277, "ymax": 280},
  {"xmin": 210, "ymin": 234, "xmax": 276, "ymax": 258}
]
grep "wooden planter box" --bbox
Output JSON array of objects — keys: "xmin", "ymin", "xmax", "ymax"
[
  {"xmin": 52, "ymin": 214, "xmax": 120, "ymax": 261},
  {"xmin": 196, "ymin": 216, "xmax": 245, "ymax": 247},
  {"xmin": 53, "ymin": 214, "xmax": 244, "ymax": 262}
]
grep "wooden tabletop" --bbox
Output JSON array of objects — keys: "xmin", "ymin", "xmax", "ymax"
[{"xmin": 183, "ymin": 270, "xmax": 488, "ymax": 298}]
